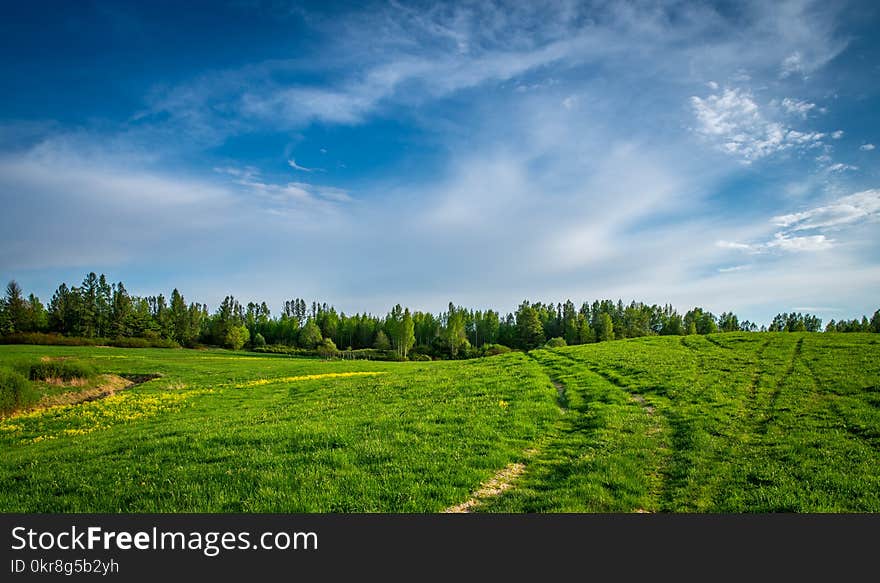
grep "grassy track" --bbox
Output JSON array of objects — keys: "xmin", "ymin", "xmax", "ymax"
[
  {"xmin": 482, "ymin": 333, "xmax": 880, "ymax": 512},
  {"xmin": 1, "ymin": 332, "xmax": 878, "ymax": 512}
]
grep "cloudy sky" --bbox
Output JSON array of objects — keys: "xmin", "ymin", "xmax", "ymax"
[{"xmin": 1, "ymin": 0, "xmax": 878, "ymax": 323}]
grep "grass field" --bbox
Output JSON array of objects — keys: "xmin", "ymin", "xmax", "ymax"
[{"xmin": 1, "ymin": 332, "xmax": 878, "ymax": 512}]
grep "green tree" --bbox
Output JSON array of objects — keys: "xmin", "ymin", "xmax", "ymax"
[
  {"xmin": 299, "ymin": 319, "xmax": 323, "ymax": 349},
  {"xmin": 3, "ymin": 280, "xmax": 27, "ymax": 334},
  {"xmin": 373, "ymin": 330, "xmax": 392, "ymax": 351},
  {"xmin": 562, "ymin": 300, "xmax": 579, "ymax": 345},
  {"xmin": 80, "ymin": 272, "xmax": 99, "ymax": 338},
  {"xmin": 578, "ymin": 316, "xmax": 593, "ymax": 343},
  {"xmin": 110, "ymin": 283, "xmax": 134, "ymax": 337},
  {"xmin": 400, "ymin": 308, "xmax": 415, "ymax": 359},
  {"xmin": 516, "ymin": 302, "xmax": 545, "ymax": 349},
  {"xmin": 225, "ymin": 325, "xmax": 250, "ymax": 350},
  {"xmin": 718, "ymin": 312, "xmax": 739, "ymax": 333},
  {"xmin": 253, "ymin": 332, "xmax": 266, "ymax": 348},
  {"xmin": 596, "ymin": 312, "xmax": 614, "ymax": 342},
  {"xmin": 25, "ymin": 294, "xmax": 48, "ymax": 332},
  {"xmin": 443, "ymin": 303, "xmax": 468, "ymax": 357},
  {"xmin": 170, "ymin": 289, "xmax": 191, "ymax": 345}
]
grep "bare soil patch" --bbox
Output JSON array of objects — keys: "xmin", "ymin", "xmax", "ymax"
[{"xmin": 443, "ymin": 462, "xmax": 526, "ymax": 513}]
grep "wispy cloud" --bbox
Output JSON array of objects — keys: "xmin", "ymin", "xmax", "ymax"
[
  {"xmin": 781, "ymin": 97, "xmax": 816, "ymax": 118},
  {"xmin": 860, "ymin": 143, "xmax": 875, "ymax": 151},
  {"xmin": 690, "ymin": 87, "xmax": 824, "ymax": 163},
  {"xmin": 780, "ymin": 52, "xmax": 806, "ymax": 78},
  {"xmin": 215, "ymin": 165, "xmax": 350, "ymax": 209},
  {"xmin": 719, "ymin": 189, "xmax": 880, "ymax": 255},
  {"xmin": 717, "ymin": 233, "xmax": 833, "ymax": 254},
  {"xmin": 826, "ymin": 162, "xmax": 859, "ymax": 173},
  {"xmin": 772, "ymin": 189, "xmax": 880, "ymax": 231},
  {"xmin": 288, "ymin": 158, "xmax": 321, "ymax": 172},
  {"xmin": 718, "ymin": 264, "xmax": 750, "ymax": 273}
]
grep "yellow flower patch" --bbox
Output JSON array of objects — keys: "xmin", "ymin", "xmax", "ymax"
[
  {"xmin": 1, "ymin": 388, "xmax": 214, "ymax": 445},
  {"xmin": 241, "ymin": 372, "xmax": 386, "ymax": 387}
]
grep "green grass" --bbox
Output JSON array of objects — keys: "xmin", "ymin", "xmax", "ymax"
[
  {"xmin": 481, "ymin": 333, "xmax": 880, "ymax": 512},
  {"xmin": 0, "ymin": 333, "xmax": 878, "ymax": 512},
  {"xmin": 0, "ymin": 346, "xmax": 559, "ymax": 512}
]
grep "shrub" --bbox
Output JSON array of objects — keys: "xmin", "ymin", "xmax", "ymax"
[
  {"xmin": 252, "ymin": 345, "xmax": 319, "ymax": 357},
  {"xmin": 109, "ymin": 337, "xmax": 180, "ymax": 349},
  {"xmin": 411, "ymin": 354, "xmax": 432, "ymax": 361},
  {"xmin": 28, "ymin": 360, "xmax": 96, "ymax": 382},
  {"xmin": 0, "ymin": 332, "xmax": 96, "ymax": 346},
  {"xmin": 0, "ymin": 369, "xmax": 37, "ymax": 415},
  {"xmin": 253, "ymin": 333, "xmax": 266, "ymax": 348},
  {"xmin": 481, "ymin": 344, "xmax": 512, "ymax": 356},
  {"xmin": 0, "ymin": 333, "xmax": 180, "ymax": 349},
  {"xmin": 316, "ymin": 338, "xmax": 339, "ymax": 359},
  {"xmin": 545, "ymin": 337, "xmax": 567, "ymax": 348},
  {"xmin": 341, "ymin": 348, "xmax": 397, "ymax": 361}
]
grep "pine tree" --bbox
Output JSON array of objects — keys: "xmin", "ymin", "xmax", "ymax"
[{"xmin": 516, "ymin": 302, "xmax": 545, "ymax": 349}]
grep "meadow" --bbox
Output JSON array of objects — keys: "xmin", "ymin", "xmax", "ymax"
[{"xmin": 1, "ymin": 332, "xmax": 878, "ymax": 512}]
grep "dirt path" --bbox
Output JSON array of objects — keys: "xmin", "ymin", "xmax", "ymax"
[{"xmin": 443, "ymin": 462, "xmax": 527, "ymax": 513}]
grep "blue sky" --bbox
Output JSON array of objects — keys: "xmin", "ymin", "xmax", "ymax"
[{"xmin": 1, "ymin": 0, "xmax": 878, "ymax": 324}]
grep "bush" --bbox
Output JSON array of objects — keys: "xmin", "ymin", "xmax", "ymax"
[
  {"xmin": 28, "ymin": 360, "xmax": 96, "ymax": 382},
  {"xmin": 0, "ymin": 369, "xmax": 37, "ymax": 415},
  {"xmin": 481, "ymin": 344, "xmax": 512, "ymax": 356},
  {"xmin": 316, "ymin": 338, "xmax": 339, "ymax": 359},
  {"xmin": 0, "ymin": 332, "xmax": 96, "ymax": 346},
  {"xmin": 411, "ymin": 354, "xmax": 432, "ymax": 361},
  {"xmin": 341, "ymin": 348, "xmax": 397, "ymax": 361},
  {"xmin": 253, "ymin": 333, "xmax": 266, "ymax": 348},
  {"xmin": 252, "ymin": 345, "xmax": 319, "ymax": 357},
  {"xmin": 0, "ymin": 333, "xmax": 180, "ymax": 349},
  {"xmin": 545, "ymin": 337, "xmax": 567, "ymax": 348},
  {"xmin": 109, "ymin": 337, "xmax": 180, "ymax": 349}
]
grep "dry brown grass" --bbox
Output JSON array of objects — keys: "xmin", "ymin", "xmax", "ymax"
[{"xmin": 27, "ymin": 375, "xmax": 133, "ymax": 411}]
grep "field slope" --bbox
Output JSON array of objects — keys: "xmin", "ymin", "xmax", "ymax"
[{"xmin": 1, "ymin": 332, "xmax": 878, "ymax": 512}]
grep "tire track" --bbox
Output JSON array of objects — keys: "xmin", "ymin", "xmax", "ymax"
[
  {"xmin": 550, "ymin": 349, "xmax": 668, "ymax": 511},
  {"xmin": 443, "ymin": 462, "xmax": 527, "ymax": 513},
  {"xmin": 757, "ymin": 337, "xmax": 802, "ymax": 435}
]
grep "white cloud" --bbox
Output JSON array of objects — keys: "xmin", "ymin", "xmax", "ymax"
[
  {"xmin": 781, "ymin": 97, "xmax": 816, "ymax": 118},
  {"xmin": 718, "ymin": 265, "xmax": 750, "ymax": 273},
  {"xmin": 719, "ymin": 189, "xmax": 880, "ymax": 256},
  {"xmin": 831, "ymin": 130, "xmax": 844, "ymax": 139},
  {"xmin": 860, "ymin": 143, "xmax": 875, "ymax": 151},
  {"xmin": 717, "ymin": 233, "xmax": 833, "ymax": 253},
  {"xmin": 690, "ymin": 87, "xmax": 824, "ymax": 163},
  {"xmin": 772, "ymin": 189, "xmax": 880, "ymax": 231},
  {"xmin": 216, "ymin": 164, "xmax": 351, "ymax": 209},
  {"xmin": 827, "ymin": 162, "xmax": 858, "ymax": 173},
  {"xmin": 288, "ymin": 158, "xmax": 321, "ymax": 172},
  {"xmin": 780, "ymin": 52, "xmax": 805, "ymax": 78},
  {"xmin": 717, "ymin": 240, "xmax": 755, "ymax": 251},
  {"xmin": 768, "ymin": 232, "xmax": 833, "ymax": 251}
]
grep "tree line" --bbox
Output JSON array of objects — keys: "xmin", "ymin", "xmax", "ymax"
[{"xmin": 1, "ymin": 273, "xmax": 879, "ymax": 359}]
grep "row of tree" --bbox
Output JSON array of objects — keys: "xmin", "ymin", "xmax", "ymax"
[{"xmin": 1, "ymin": 274, "xmax": 879, "ymax": 358}]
